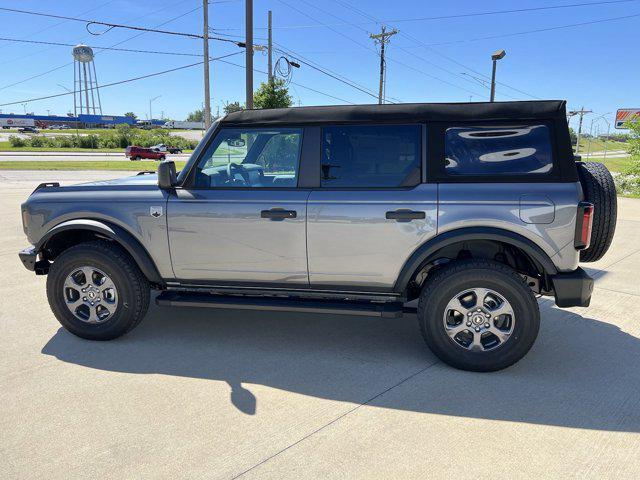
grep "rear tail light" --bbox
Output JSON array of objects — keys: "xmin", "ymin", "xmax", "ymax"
[{"xmin": 574, "ymin": 202, "xmax": 594, "ymax": 250}]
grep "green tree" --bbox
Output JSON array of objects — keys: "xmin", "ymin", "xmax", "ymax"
[
  {"xmin": 568, "ymin": 127, "xmax": 577, "ymax": 146},
  {"xmin": 187, "ymin": 109, "xmax": 204, "ymax": 122},
  {"xmin": 124, "ymin": 112, "xmax": 137, "ymax": 120},
  {"xmin": 624, "ymin": 120, "xmax": 640, "ymax": 175},
  {"xmin": 224, "ymin": 101, "xmax": 244, "ymax": 115},
  {"xmin": 253, "ymin": 79, "xmax": 293, "ymax": 109}
]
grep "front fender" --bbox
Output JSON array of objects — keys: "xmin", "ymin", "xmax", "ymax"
[{"xmin": 37, "ymin": 219, "xmax": 164, "ymax": 285}]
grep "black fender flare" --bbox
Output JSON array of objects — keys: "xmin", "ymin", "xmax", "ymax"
[
  {"xmin": 394, "ymin": 226, "xmax": 558, "ymax": 293},
  {"xmin": 36, "ymin": 219, "xmax": 164, "ymax": 285}
]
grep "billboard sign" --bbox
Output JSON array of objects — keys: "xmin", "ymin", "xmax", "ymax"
[{"xmin": 615, "ymin": 109, "xmax": 640, "ymax": 129}]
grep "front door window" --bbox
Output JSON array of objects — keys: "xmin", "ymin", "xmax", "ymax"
[{"xmin": 193, "ymin": 128, "xmax": 303, "ymax": 188}]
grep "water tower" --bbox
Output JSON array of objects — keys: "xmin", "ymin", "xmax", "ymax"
[{"xmin": 72, "ymin": 44, "xmax": 102, "ymax": 116}]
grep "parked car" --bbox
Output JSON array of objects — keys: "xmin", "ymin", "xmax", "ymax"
[
  {"xmin": 18, "ymin": 101, "xmax": 617, "ymax": 372},
  {"xmin": 59, "ymin": 125, "xmax": 71, "ymax": 130},
  {"xmin": 125, "ymin": 145, "xmax": 166, "ymax": 161},
  {"xmin": 151, "ymin": 143, "xmax": 183, "ymax": 154},
  {"xmin": 18, "ymin": 126, "xmax": 39, "ymax": 134}
]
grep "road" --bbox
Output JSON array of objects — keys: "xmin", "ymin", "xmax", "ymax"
[
  {"xmin": 0, "ymin": 151, "xmax": 190, "ymax": 161},
  {"xmin": 579, "ymin": 150, "xmax": 629, "ymax": 158},
  {"xmin": 1, "ymin": 169, "xmax": 640, "ymax": 479}
]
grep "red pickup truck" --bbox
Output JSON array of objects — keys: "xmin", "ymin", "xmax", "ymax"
[{"xmin": 125, "ymin": 146, "xmax": 166, "ymax": 161}]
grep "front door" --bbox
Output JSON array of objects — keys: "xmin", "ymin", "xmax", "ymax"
[{"xmin": 167, "ymin": 127, "xmax": 309, "ymax": 284}]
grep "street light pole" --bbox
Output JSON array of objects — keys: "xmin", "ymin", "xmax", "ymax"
[{"xmin": 490, "ymin": 49, "xmax": 506, "ymax": 102}]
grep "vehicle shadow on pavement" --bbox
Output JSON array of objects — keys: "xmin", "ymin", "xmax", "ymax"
[{"xmin": 41, "ymin": 296, "xmax": 640, "ymax": 431}]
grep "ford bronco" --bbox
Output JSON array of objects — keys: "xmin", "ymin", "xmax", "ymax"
[{"xmin": 19, "ymin": 101, "xmax": 617, "ymax": 371}]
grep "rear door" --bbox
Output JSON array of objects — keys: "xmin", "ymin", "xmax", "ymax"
[
  {"xmin": 167, "ymin": 126, "xmax": 310, "ymax": 284},
  {"xmin": 307, "ymin": 123, "xmax": 438, "ymax": 290}
]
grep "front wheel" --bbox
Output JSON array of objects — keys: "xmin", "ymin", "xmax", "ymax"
[
  {"xmin": 46, "ymin": 241, "xmax": 150, "ymax": 340},
  {"xmin": 417, "ymin": 259, "xmax": 540, "ymax": 372}
]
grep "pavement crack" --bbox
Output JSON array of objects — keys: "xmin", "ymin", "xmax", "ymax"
[{"xmin": 230, "ymin": 360, "xmax": 440, "ymax": 479}]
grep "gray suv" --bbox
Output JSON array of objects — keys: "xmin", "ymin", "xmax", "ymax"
[{"xmin": 19, "ymin": 101, "xmax": 617, "ymax": 371}]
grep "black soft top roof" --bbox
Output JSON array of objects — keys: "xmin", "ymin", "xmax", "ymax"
[{"xmin": 221, "ymin": 100, "xmax": 567, "ymax": 126}]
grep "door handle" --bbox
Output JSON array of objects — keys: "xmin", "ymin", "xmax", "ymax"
[
  {"xmin": 261, "ymin": 208, "xmax": 297, "ymax": 221},
  {"xmin": 385, "ymin": 209, "xmax": 426, "ymax": 222}
]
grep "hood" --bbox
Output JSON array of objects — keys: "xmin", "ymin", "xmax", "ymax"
[{"xmin": 77, "ymin": 172, "xmax": 158, "ymax": 187}]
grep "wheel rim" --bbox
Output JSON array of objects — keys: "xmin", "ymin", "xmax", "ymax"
[
  {"xmin": 442, "ymin": 287, "xmax": 515, "ymax": 352},
  {"xmin": 62, "ymin": 266, "xmax": 118, "ymax": 324}
]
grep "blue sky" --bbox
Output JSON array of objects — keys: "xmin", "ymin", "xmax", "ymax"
[{"xmin": 0, "ymin": 0, "xmax": 637, "ymax": 132}]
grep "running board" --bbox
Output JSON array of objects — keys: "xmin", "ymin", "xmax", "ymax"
[{"xmin": 156, "ymin": 291, "xmax": 406, "ymax": 318}]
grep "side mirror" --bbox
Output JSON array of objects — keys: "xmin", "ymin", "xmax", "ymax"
[{"xmin": 158, "ymin": 160, "xmax": 177, "ymax": 190}]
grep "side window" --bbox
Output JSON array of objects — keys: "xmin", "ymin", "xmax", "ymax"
[
  {"xmin": 321, "ymin": 124, "xmax": 421, "ymax": 188},
  {"xmin": 444, "ymin": 124, "xmax": 553, "ymax": 175},
  {"xmin": 193, "ymin": 128, "xmax": 302, "ymax": 188}
]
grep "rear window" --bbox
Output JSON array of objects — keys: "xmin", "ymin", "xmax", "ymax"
[
  {"xmin": 444, "ymin": 124, "xmax": 553, "ymax": 175},
  {"xmin": 321, "ymin": 124, "xmax": 421, "ymax": 188}
]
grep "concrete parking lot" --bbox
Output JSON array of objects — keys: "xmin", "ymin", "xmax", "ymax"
[{"xmin": 1, "ymin": 170, "xmax": 639, "ymax": 479}]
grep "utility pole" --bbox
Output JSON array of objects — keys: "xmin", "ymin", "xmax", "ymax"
[
  {"xmin": 569, "ymin": 107, "xmax": 592, "ymax": 154},
  {"xmin": 245, "ymin": 0, "xmax": 254, "ymax": 109},
  {"xmin": 369, "ymin": 26, "xmax": 397, "ymax": 104},
  {"xmin": 267, "ymin": 10, "xmax": 273, "ymax": 84},
  {"xmin": 203, "ymin": 0, "xmax": 212, "ymax": 129}
]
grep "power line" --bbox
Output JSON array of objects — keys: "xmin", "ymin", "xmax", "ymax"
[
  {"xmin": 418, "ymin": 11, "xmax": 640, "ymax": 47},
  {"xmin": 0, "ymin": 51, "xmax": 356, "ymax": 108},
  {"xmin": 0, "ymin": 6, "xmax": 246, "ymax": 45},
  {"xmin": 0, "ymin": 0, "xmax": 196, "ymax": 67},
  {"xmin": 277, "ymin": 0, "xmax": 407, "ymax": 101},
  {"xmin": 331, "ymin": 0, "xmax": 533, "ymax": 101},
  {"xmin": 0, "ymin": 7, "xmax": 204, "ymax": 39},
  {"xmin": 270, "ymin": 1, "xmax": 402, "ymax": 102},
  {"xmin": 273, "ymin": 45, "xmax": 384, "ymax": 102},
  {"xmin": 211, "ymin": 0, "xmax": 638, "ymax": 30},
  {"xmin": 283, "ymin": 0, "xmax": 487, "ymax": 99},
  {"xmin": 215, "ymin": 58, "xmax": 355, "ymax": 104},
  {"xmin": 0, "ymin": 52, "xmax": 243, "ymax": 108},
  {"xmin": 0, "ymin": 4, "xmax": 239, "ymax": 92},
  {"xmin": 0, "ymin": 0, "xmax": 117, "ymax": 52},
  {"xmin": 0, "ymin": 37, "xmax": 203, "ymax": 57}
]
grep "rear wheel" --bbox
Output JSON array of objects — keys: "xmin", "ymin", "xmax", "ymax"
[
  {"xmin": 417, "ymin": 259, "xmax": 540, "ymax": 372},
  {"xmin": 46, "ymin": 241, "xmax": 150, "ymax": 340},
  {"xmin": 134, "ymin": 155, "xmax": 141, "ymax": 161}
]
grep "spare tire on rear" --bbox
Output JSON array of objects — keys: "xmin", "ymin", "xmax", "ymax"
[{"xmin": 576, "ymin": 161, "xmax": 617, "ymax": 262}]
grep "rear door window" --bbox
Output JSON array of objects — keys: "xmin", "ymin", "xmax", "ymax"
[
  {"xmin": 444, "ymin": 124, "xmax": 553, "ymax": 175},
  {"xmin": 321, "ymin": 124, "xmax": 421, "ymax": 188}
]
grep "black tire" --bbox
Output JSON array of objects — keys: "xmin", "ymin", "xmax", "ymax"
[
  {"xmin": 576, "ymin": 161, "xmax": 617, "ymax": 262},
  {"xmin": 417, "ymin": 259, "xmax": 540, "ymax": 372},
  {"xmin": 46, "ymin": 241, "xmax": 150, "ymax": 340},
  {"xmin": 133, "ymin": 155, "xmax": 141, "ymax": 161}
]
